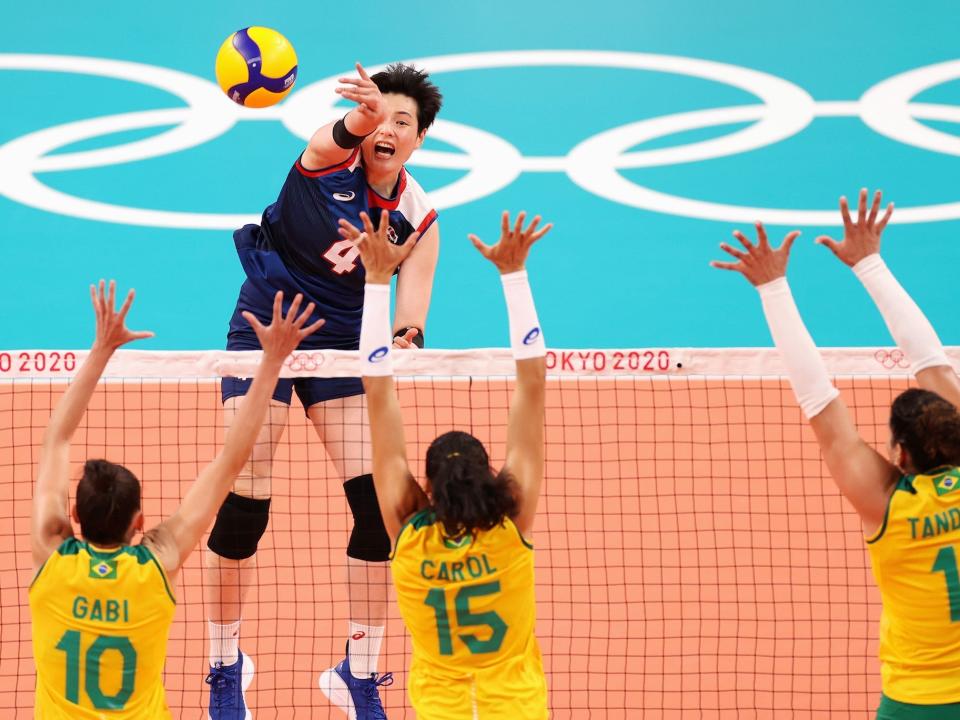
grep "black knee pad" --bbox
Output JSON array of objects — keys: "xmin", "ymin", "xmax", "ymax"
[
  {"xmin": 344, "ymin": 474, "xmax": 391, "ymax": 562},
  {"xmin": 207, "ymin": 492, "xmax": 271, "ymax": 560}
]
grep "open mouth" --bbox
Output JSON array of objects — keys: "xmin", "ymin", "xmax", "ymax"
[{"xmin": 373, "ymin": 142, "xmax": 396, "ymax": 160}]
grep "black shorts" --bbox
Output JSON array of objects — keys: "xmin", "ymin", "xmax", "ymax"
[{"xmin": 221, "ymin": 332, "xmax": 363, "ymax": 414}]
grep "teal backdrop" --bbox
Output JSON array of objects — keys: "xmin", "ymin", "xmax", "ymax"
[{"xmin": 2, "ymin": 0, "xmax": 958, "ymax": 350}]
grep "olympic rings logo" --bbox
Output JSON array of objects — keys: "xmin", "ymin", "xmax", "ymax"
[
  {"xmin": 285, "ymin": 352, "xmax": 325, "ymax": 372},
  {"xmin": 874, "ymin": 349, "xmax": 910, "ymax": 370},
  {"xmin": 3, "ymin": 51, "xmax": 960, "ymax": 229}
]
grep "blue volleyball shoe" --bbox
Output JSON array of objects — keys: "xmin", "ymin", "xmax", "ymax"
[
  {"xmin": 206, "ymin": 651, "xmax": 255, "ymax": 720},
  {"xmin": 319, "ymin": 655, "xmax": 394, "ymax": 720}
]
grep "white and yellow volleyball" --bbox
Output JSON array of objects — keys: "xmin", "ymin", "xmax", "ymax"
[{"xmin": 215, "ymin": 26, "xmax": 298, "ymax": 108}]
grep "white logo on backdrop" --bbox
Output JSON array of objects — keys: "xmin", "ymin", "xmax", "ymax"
[{"xmin": 0, "ymin": 51, "xmax": 959, "ymax": 229}]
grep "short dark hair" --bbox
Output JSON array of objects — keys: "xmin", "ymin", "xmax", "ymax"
[
  {"xmin": 890, "ymin": 388, "xmax": 960, "ymax": 472},
  {"xmin": 371, "ymin": 63, "xmax": 443, "ymax": 133},
  {"xmin": 75, "ymin": 459, "xmax": 141, "ymax": 546},
  {"xmin": 425, "ymin": 431, "xmax": 518, "ymax": 541}
]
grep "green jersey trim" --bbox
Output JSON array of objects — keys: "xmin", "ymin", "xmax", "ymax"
[
  {"xmin": 867, "ymin": 475, "xmax": 915, "ymax": 545},
  {"xmin": 146, "ymin": 551, "xmax": 176, "ymax": 606},
  {"xmin": 390, "ymin": 508, "xmax": 436, "ymax": 561},
  {"xmin": 507, "ymin": 517, "xmax": 534, "ymax": 550},
  {"xmin": 28, "ymin": 558, "xmax": 49, "ymax": 591},
  {"xmin": 877, "ymin": 693, "xmax": 960, "ymax": 719}
]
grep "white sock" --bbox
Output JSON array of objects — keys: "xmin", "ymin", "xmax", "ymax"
[
  {"xmin": 348, "ymin": 622, "xmax": 385, "ymax": 679},
  {"xmin": 209, "ymin": 620, "xmax": 241, "ymax": 666}
]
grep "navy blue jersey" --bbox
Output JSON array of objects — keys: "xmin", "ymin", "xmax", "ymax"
[{"xmin": 228, "ymin": 148, "xmax": 438, "ymax": 349}]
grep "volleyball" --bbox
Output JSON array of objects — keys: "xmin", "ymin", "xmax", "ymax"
[{"xmin": 215, "ymin": 26, "xmax": 298, "ymax": 108}]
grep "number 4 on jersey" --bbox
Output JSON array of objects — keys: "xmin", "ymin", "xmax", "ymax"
[{"xmin": 323, "ymin": 239, "xmax": 361, "ymax": 275}]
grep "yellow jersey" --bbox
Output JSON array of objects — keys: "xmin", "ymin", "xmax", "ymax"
[
  {"xmin": 391, "ymin": 509, "xmax": 547, "ymax": 719},
  {"xmin": 867, "ymin": 466, "xmax": 960, "ymax": 704},
  {"xmin": 29, "ymin": 537, "xmax": 175, "ymax": 719}
]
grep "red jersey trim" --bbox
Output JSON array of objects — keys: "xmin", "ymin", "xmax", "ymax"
[
  {"xmin": 296, "ymin": 148, "xmax": 360, "ymax": 177},
  {"xmin": 366, "ymin": 168, "xmax": 408, "ymax": 211},
  {"xmin": 416, "ymin": 209, "xmax": 439, "ymax": 236}
]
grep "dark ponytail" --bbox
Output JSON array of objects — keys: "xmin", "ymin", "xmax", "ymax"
[
  {"xmin": 425, "ymin": 431, "xmax": 518, "ymax": 541},
  {"xmin": 75, "ymin": 459, "xmax": 141, "ymax": 545},
  {"xmin": 890, "ymin": 388, "xmax": 960, "ymax": 472}
]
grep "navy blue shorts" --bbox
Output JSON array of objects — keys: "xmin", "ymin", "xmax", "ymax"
[{"xmin": 222, "ymin": 332, "xmax": 363, "ymax": 414}]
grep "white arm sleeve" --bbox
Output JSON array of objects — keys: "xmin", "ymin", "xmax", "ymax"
[
  {"xmin": 852, "ymin": 254, "xmax": 950, "ymax": 373},
  {"xmin": 359, "ymin": 283, "xmax": 394, "ymax": 376},
  {"xmin": 757, "ymin": 277, "xmax": 840, "ymax": 419},
  {"xmin": 501, "ymin": 270, "xmax": 546, "ymax": 360}
]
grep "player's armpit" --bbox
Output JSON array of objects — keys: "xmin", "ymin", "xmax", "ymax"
[
  {"xmin": 31, "ymin": 493, "xmax": 73, "ymax": 569},
  {"xmin": 31, "ymin": 442, "xmax": 74, "ymax": 569},
  {"xmin": 140, "ymin": 523, "xmax": 183, "ymax": 578},
  {"xmin": 302, "ymin": 120, "xmax": 359, "ymax": 172},
  {"xmin": 810, "ymin": 397, "xmax": 900, "ymax": 535},
  {"xmin": 383, "ymin": 467, "xmax": 429, "ymax": 542},
  {"xmin": 916, "ymin": 365, "xmax": 960, "ymax": 410}
]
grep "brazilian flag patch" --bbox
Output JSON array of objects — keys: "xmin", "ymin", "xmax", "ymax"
[
  {"xmin": 443, "ymin": 535, "xmax": 472, "ymax": 550},
  {"xmin": 89, "ymin": 558, "xmax": 117, "ymax": 580},
  {"xmin": 935, "ymin": 471, "xmax": 960, "ymax": 496}
]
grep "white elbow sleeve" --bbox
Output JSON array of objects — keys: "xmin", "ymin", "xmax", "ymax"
[
  {"xmin": 758, "ymin": 278, "xmax": 839, "ymax": 419},
  {"xmin": 501, "ymin": 270, "xmax": 546, "ymax": 359},
  {"xmin": 852, "ymin": 254, "xmax": 949, "ymax": 374},
  {"xmin": 359, "ymin": 284, "xmax": 394, "ymax": 376}
]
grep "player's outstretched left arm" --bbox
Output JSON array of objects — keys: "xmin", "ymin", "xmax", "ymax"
[
  {"xmin": 712, "ymin": 223, "xmax": 899, "ymax": 535},
  {"xmin": 470, "ymin": 211, "xmax": 552, "ymax": 537},
  {"xmin": 31, "ymin": 281, "xmax": 154, "ymax": 570},
  {"xmin": 355, "ymin": 210, "xmax": 428, "ymax": 541},
  {"xmin": 302, "ymin": 62, "xmax": 386, "ymax": 171},
  {"xmin": 142, "ymin": 293, "xmax": 324, "ymax": 575},
  {"xmin": 817, "ymin": 188, "xmax": 960, "ymax": 408}
]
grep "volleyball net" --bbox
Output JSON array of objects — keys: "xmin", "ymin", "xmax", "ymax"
[{"xmin": 0, "ymin": 346, "xmax": 936, "ymax": 718}]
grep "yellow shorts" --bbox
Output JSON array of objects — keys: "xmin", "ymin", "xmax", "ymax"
[{"xmin": 409, "ymin": 653, "xmax": 548, "ymax": 719}]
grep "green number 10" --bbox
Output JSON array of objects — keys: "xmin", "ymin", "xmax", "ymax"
[
  {"xmin": 55, "ymin": 630, "xmax": 137, "ymax": 709},
  {"xmin": 424, "ymin": 581, "xmax": 508, "ymax": 656},
  {"xmin": 932, "ymin": 545, "xmax": 960, "ymax": 623}
]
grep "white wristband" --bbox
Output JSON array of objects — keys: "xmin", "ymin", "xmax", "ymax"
[
  {"xmin": 757, "ymin": 278, "xmax": 839, "ymax": 419},
  {"xmin": 852, "ymin": 254, "xmax": 949, "ymax": 374},
  {"xmin": 501, "ymin": 270, "xmax": 545, "ymax": 359},
  {"xmin": 359, "ymin": 283, "xmax": 393, "ymax": 376}
]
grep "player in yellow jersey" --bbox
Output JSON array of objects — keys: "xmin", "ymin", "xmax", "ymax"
[
  {"xmin": 337, "ymin": 208, "xmax": 551, "ymax": 719},
  {"xmin": 713, "ymin": 188, "xmax": 960, "ymax": 719},
  {"xmin": 30, "ymin": 281, "xmax": 323, "ymax": 719}
]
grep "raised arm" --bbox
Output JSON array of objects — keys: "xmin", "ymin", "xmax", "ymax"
[
  {"xmin": 32, "ymin": 281, "xmax": 154, "ymax": 570},
  {"xmin": 712, "ymin": 223, "xmax": 899, "ymax": 535},
  {"xmin": 470, "ymin": 212, "xmax": 553, "ymax": 536},
  {"xmin": 301, "ymin": 62, "xmax": 386, "ymax": 171},
  {"xmin": 817, "ymin": 188, "xmax": 960, "ymax": 408},
  {"xmin": 392, "ymin": 222, "xmax": 440, "ymax": 349},
  {"xmin": 142, "ymin": 293, "xmax": 324, "ymax": 575},
  {"xmin": 352, "ymin": 210, "xmax": 427, "ymax": 541}
]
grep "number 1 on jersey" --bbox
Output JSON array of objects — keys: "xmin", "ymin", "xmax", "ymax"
[{"xmin": 932, "ymin": 545, "xmax": 960, "ymax": 623}]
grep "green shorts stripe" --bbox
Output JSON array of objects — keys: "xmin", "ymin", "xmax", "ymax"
[{"xmin": 878, "ymin": 694, "xmax": 960, "ymax": 719}]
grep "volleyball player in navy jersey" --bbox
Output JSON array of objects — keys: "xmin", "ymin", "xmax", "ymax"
[{"xmin": 204, "ymin": 62, "xmax": 442, "ymax": 720}]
